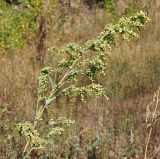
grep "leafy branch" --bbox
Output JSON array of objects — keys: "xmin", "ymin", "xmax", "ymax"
[{"xmin": 18, "ymin": 11, "xmax": 150, "ymax": 158}]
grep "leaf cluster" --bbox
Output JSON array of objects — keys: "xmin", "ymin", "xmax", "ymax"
[{"xmin": 0, "ymin": 0, "xmax": 41, "ymax": 53}]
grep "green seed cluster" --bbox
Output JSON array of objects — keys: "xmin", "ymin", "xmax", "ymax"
[
  {"xmin": 62, "ymin": 84, "xmax": 105, "ymax": 101},
  {"xmin": 49, "ymin": 118, "xmax": 75, "ymax": 126},
  {"xmin": 38, "ymin": 67, "xmax": 53, "ymax": 94},
  {"xmin": 46, "ymin": 127, "xmax": 64, "ymax": 140},
  {"xmin": 46, "ymin": 11, "xmax": 150, "ymax": 101},
  {"xmin": 18, "ymin": 122, "xmax": 45, "ymax": 148},
  {"xmin": 46, "ymin": 118, "xmax": 75, "ymax": 142}
]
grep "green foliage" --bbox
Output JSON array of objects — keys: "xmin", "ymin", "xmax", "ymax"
[
  {"xmin": 103, "ymin": 0, "xmax": 117, "ymax": 17},
  {"xmin": 0, "ymin": 0, "xmax": 41, "ymax": 53},
  {"xmin": 123, "ymin": 0, "xmax": 152, "ymax": 16},
  {"xmin": 100, "ymin": 0, "xmax": 151, "ymax": 21},
  {"xmin": 18, "ymin": 11, "xmax": 150, "ymax": 158}
]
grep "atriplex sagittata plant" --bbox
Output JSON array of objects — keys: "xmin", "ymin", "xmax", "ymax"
[{"xmin": 18, "ymin": 11, "xmax": 150, "ymax": 158}]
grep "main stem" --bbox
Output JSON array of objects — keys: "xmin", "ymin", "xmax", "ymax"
[{"xmin": 22, "ymin": 55, "xmax": 81, "ymax": 157}]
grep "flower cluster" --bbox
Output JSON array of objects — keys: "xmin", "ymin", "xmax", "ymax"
[
  {"xmin": 62, "ymin": 84, "xmax": 105, "ymax": 101},
  {"xmin": 18, "ymin": 122, "xmax": 45, "ymax": 148},
  {"xmin": 46, "ymin": 118, "xmax": 75, "ymax": 142},
  {"xmin": 38, "ymin": 67, "xmax": 53, "ymax": 95},
  {"xmin": 49, "ymin": 117, "xmax": 75, "ymax": 127},
  {"xmin": 46, "ymin": 127, "xmax": 64, "ymax": 141},
  {"xmin": 46, "ymin": 11, "xmax": 150, "ymax": 102}
]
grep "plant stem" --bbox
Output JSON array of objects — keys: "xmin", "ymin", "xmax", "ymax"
[
  {"xmin": 23, "ymin": 148, "xmax": 34, "ymax": 159},
  {"xmin": 144, "ymin": 127, "xmax": 152, "ymax": 159},
  {"xmin": 144, "ymin": 88, "xmax": 159, "ymax": 159},
  {"xmin": 22, "ymin": 120, "xmax": 38, "ymax": 156},
  {"xmin": 23, "ymin": 141, "xmax": 29, "ymax": 155}
]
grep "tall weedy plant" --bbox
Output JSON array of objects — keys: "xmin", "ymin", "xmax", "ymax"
[{"xmin": 18, "ymin": 11, "xmax": 150, "ymax": 158}]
